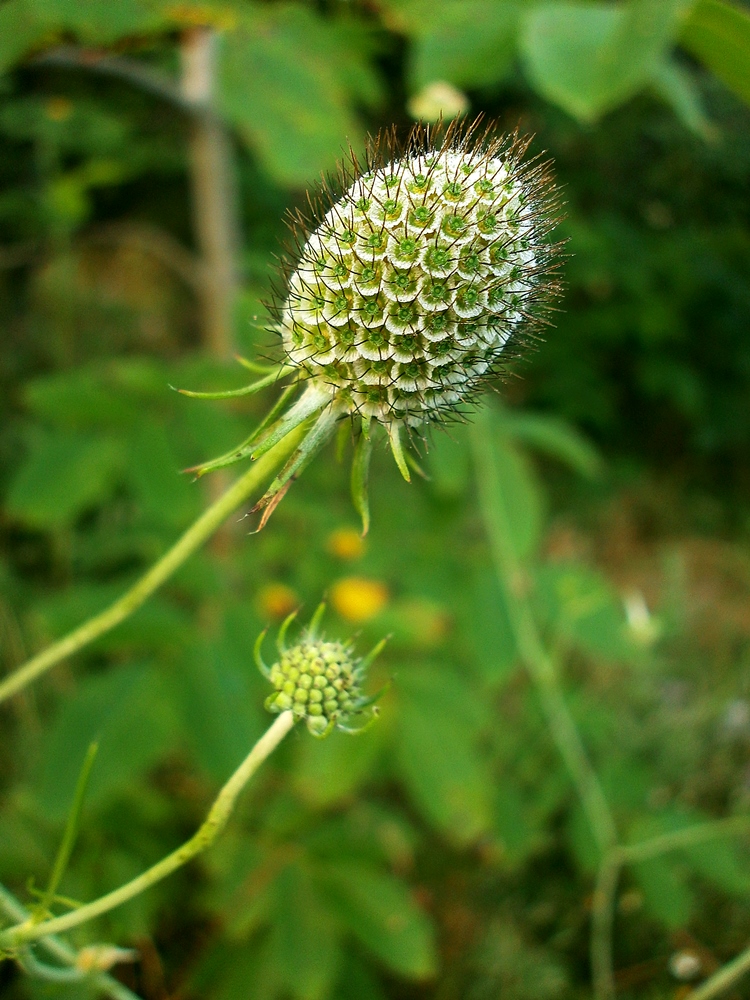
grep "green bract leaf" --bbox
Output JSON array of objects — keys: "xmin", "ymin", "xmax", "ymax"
[
  {"xmin": 521, "ymin": 0, "xmax": 693, "ymax": 121},
  {"xmin": 680, "ymin": 0, "xmax": 750, "ymax": 106}
]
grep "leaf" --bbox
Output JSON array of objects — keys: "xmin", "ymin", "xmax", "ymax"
[
  {"xmin": 456, "ymin": 566, "xmax": 518, "ymax": 685},
  {"xmin": 497, "ymin": 410, "xmax": 602, "ymax": 479},
  {"xmin": 426, "ymin": 424, "xmax": 471, "ymax": 499},
  {"xmin": 320, "ymin": 861, "xmax": 437, "ymax": 980},
  {"xmin": 680, "ymin": 0, "xmax": 750, "ymax": 106},
  {"xmin": 35, "ymin": 664, "xmax": 178, "ymax": 820},
  {"xmin": 396, "ymin": 666, "xmax": 493, "ymax": 845},
  {"xmin": 292, "ymin": 726, "xmax": 383, "ymax": 808},
  {"xmin": 489, "ymin": 427, "xmax": 545, "ymax": 564},
  {"xmin": 520, "ymin": 0, "xmax": 693, "ymax": 121},
  {"xmin": 407, "ymin": 0, "xmax": 520, "ymax": 90},
  {"xmin": 651, "ymin": 57, "xmax": 717, "ymax": 140},
  {"xmin": 23, "ymin": 366, "xmax": 143, "ymax": 429},
  {"xmin": 6, "ymin": 431, "xmax": 123, "ymax": 528},
  {"xmin": 0, "ymin": 1, "xmax": 46, "ymax": 72},
  {"xmin": 126, "ymin": 422, "xmax": 200, "ymax": 529},
  {"xmin": 271, "ymin": 861, "xmax": 341, "ymax": 1000},
  {"xmin": 27, "ymin": 0, "xmax": 161, "ymax": 42},
  {"xmin": 631, "ymin": 855, "xmax": 695, "ymax": 928},
  {"xmin": 218, "ymin": 5, "xmax": 379, "ymax": 185}
]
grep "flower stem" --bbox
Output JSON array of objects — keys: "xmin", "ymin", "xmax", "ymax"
[
  {"xmin": 0, "ymin": 711, "xmax": 296, "ymax": 950},
  {"xmin": 0, "ymin": 430, "xmax": 302, "ymax": 705},
  {"xmin": 0, "ymin": 884, "xmax": 142, "ymax": 1000},
  {"xmin": 470, "ymin": 411, "xmax": 618, "ymax": 856}
]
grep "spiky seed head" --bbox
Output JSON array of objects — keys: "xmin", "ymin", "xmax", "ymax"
[
  {"xmin": 277, "ymin": 119, "xmax": 562, "ymax": 429},
  {"xmin": 261, "ymin": 611, "xmax": 383, "ymax": 737}
]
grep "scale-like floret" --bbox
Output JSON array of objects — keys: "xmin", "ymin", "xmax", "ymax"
[{"xmin": 279, "ymin": 126, "xmax": 560, "ymax": 428}]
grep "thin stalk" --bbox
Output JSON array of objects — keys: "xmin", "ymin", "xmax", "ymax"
[
  {"xmin": 590, "ymin": 851, "xmax": 621, "ymax": 1000},
  {"xmin": 0, "ymin": 884, "xmax": 142, "ymax": 1000},
  {"xmin": 0, "ymin": 429, "xmax": 302, "ymax": 705},
  {"xmin": 0, "ymin": 712, "xmax": 296, "ymax": 950},
  {"xmin": 470, "ymin": 412, "xmax": 617, "ymax": 855},
  {"xmin": 689, "ymin": 944, "xmax": 750, "ymax": 1000}
]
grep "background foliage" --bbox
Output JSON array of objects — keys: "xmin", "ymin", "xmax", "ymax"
[{"xmin": 1, "ymin": 1, "xmax": 750, "ymax": 997}]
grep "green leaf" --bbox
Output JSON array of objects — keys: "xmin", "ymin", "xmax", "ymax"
[
  {"xmin": 271, "ymin": 861, "xmax": 341, "ymax": 1000},
  {"xmin": 457, "ymin": 566, "xmax": 518, "ymax": 685},
  {"xmin": 218, "ymin": 5, "xmax": 379, "ymax": 185},
  {"xmin": 407, "ymin": 0, "xmax": 520, "ymax": 90},
  {"xmin": 680, "ymin": 0, "xmax": 750, "ymax": 106},
  {"xmin": 631, "ymin": 855, "xmax": 695, "ymax": 928},
  {"xmin": 396, "ymin": 666, "xmax": 493, "ymax": 845},
  {"xmin": 126, "ymin": 422, "xmax": 200, "ymax": 529},
  {"xmin": 521, "ymin": 0, "xmax": 693, "ymax": 121},
  {"xmin": 23, "ymin": 367, "xmax": 143, "ymax": 429},
  {"xmin": 6, "ymin": 432, "xmax": 123, "ymax": 528},
  {"xmin": 35, "ymin": 664, "xmax": 178, "ymax": 820},
  {"xmin": 320, "ymin": 861, "xmax": 437, "ymax": 980},
  {"xmin": 497, "ymin": 410, "xmax": 602, "ymax": 479},
  {"xmin": 27, "ymin": 0, "xmax": 160, "ymax": 42},
  {"xmin": 0, "ymin": 1, "xmax": 46, "ymax": 72},
  {"xmin": 651, "ymin": 58, "xmax": 717, "ymax": 139},
  {"xmin": 426, "ymin": 424, "xmax": 471, "ymax": 499},
  {"xmin": 292, "ymin": 726, "xmax": 383, "ymax": 808},
  {"xmin": 489, "ymin": 428, "xmax": 545, "ymax": 564}
]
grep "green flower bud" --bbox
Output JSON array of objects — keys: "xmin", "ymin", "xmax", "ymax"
[{"xmin": 255, "ymin": 604, "xmax": 387, "ymax": 738}]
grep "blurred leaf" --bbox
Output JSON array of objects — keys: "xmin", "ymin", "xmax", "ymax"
[
  {"xmin": 6, "ymin": 431, "xmax": 123, "ymax": 528},
  {"xmin": 23, "ymin": 367, "xmax": 142, "ymax": 429},
  {"xmin": 457, "ymin": 566, "xmax": 518, "ymax": 685},
  {"xmin": 0, "ymin": 1, "xmax": 46, "ymax": 72},
  {"xmin": 651, "ymin": 58, "xmax": 717, "ymax": 139},
  {"xmin": 497, "ymin": 410, "xmax": 602, "ymax": 479},
  {"xmin": 494, "ymin": 783, "xmax": 543, "ymax": 865},
  {"xmin": 332, "ymin": 953, "xmax": 387, "ymax": 1000},
  {"xmin": 271, "ymin": 861, "xmax": 341, "ymax": 1000},
  {"xmin": 426, "ymin": 424, "xmax": 471, "ymax": 498},
  {"xmin": 489, "ymin": 420, "xmax": 545, "ymax": 563},
  {"xmin": 396, "ymin": 665, "xmax": 493, "ymax": 845},
  {"xmin": 407, "ymin": 0, "xmax": 520, "ymax": 90},
  {"xmin": 534, "ymin": 563, "xmax": 639, "ymax": 664},
  {"xmin": 632, "ymin": 854, "xmax": 695, "ymax": 927},
  {"xmin": 521, "ymin": 0, "xmax": 692, "ymax": 121},
  {"xmin": 680, "ymin": 0, "xmax": 750, "ymax": 105},
  {"xmin": 126, "ymin": 422, "xmax": 200, "ymax": 528},
  {"xmin": 219, "ymin": 5, "xmax": 378, "ymax": 185},
  {"xmin": 292, "ymin": 726, "xmax": 382, "ymax": 808},
  {"xmin": 35, "ymin": 663, "xmax": 178, "ymax": 820},
  {"xmin": 320, "ymin": 860, "xmax": 437, "ymax": 980}
]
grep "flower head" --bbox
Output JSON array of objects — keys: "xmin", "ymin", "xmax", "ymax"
[
  {"xmin": 277, "ymin": 119, "xmax": 561, "ymax": 431},
  {"xmin": 256, "ymin": 603, "xmax": 386, "ymax": 737},
  {"xmin": 177, "ymin": 119, "xmax": 562, "ymax": 532}
]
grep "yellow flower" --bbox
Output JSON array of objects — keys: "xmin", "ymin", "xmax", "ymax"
[
  {"xmin": 327, "ymin": 527, "xmax": 366, "ymax": 561},
  {"xmin": 331, "ymin": 577, "xmax": 389, "ymax": 623},
  {"xmin": 258, "ymin": 583, "xmax": 298, "ymax": 620}
]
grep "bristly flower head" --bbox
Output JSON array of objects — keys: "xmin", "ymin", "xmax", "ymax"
[
  {"xmin": 178, "ymin": 119, "xmax": 562, "ymax": 532},
  {"xmin": 255, "ymin": 603, "xmax": 386, "ymax": 738},
  {"xmin": 278, "ymin": 118, "xmax": 561, "ymax": 434}
]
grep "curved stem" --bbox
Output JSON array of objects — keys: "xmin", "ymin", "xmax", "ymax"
[
  {"xmin": 590, "ymin": 851, "xmax": 622, "ymax": 1000},
  {"xmin": 0, "ymin": 430, "xmax": 302, "ymax": 705},
  {"xmin": 0, "ymin": 712, "xmax": 296, "ymax": 950},
  {"xmin": 0, "ymin": 884, "xmax": 142, "ymax": 1000},
  {"xmin": 470, "ymin": 411, "xmax": 618, "ymax": 855},
  {"xmin": 689, "ymin": 945, "xmax": 750, "ymax": 1000}
]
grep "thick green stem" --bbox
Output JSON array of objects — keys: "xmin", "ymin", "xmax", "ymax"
[
  {"xmin": 0, "ymin": 884, "xmax": 142, "ymax": 1000},
  {"xmin": 0, "ymin": 430, "xmax": 302, "ymax": 705},
  {"xmin": 689, "ymin": 944, "xmax": 750, "ymax": 1000},
  {"xmin": 0, "ymin": 711, "xmax": 295, "ymax": 950},
  {"xmin": 470, "ymin": 412, "xmax": 617, "ymax": 855}
]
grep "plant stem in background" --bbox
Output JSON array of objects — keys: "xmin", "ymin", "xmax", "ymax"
[
  {"xmin": 0, "ymin": 884, "xmax": 142, "ymax": 1000},
  {"xmin": 470, "ymin": 410, "xmax": 618, "ymax": 855},
  {"xmin": 181, "ymin": 25, "xmax": 239, "ymax": 358},
  {"xmin": 0, "ymin": 429, "xmax": 302, "ymax": 705},
  {"xmin": 0, "ymin": 712, "xmax": 296, "ymax": 950}
]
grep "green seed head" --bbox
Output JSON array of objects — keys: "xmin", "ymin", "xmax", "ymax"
[
  {"xmin": 258, "ymin": 605, "xmax": 386, "ymax": 737},
  {"xmin": 278, "ymin": 120, "xmax": 561, "ymax": 429}
]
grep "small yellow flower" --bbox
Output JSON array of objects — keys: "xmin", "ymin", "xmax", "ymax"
[
  {"xmin": 327, "ymin": 527, "xmax": 366, "ymax": 561},
  {"xmin": 258, "ymin": 583, "xmax": 298, "ymax": 619},
  {"xmin": 331, "ymin": 577, "xmax": 389, "ymax": 623}
]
